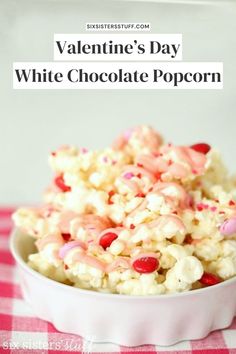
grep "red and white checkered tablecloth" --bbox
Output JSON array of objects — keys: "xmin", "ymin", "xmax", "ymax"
[{"xmin": 1, "ymin": 207, "xmax": 236, "ymax": 354}]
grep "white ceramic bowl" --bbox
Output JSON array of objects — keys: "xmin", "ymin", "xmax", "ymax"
[{"xmin": 10, "ymin": 228, "xmax": 236, "ymax": 347}]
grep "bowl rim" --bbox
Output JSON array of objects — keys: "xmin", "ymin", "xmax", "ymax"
[{"xmin": 10, "ymin": 227, "xmax": 236, "ymax": 300}]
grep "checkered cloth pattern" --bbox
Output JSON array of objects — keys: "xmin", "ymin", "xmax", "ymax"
[{"xmin": 1, "ymin": 207, "xmax": 236, "ymax": 354}]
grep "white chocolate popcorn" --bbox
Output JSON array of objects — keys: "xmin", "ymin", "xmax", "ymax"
[
  {"xmin": 194, "ymin": 239, "xmax": 221, "ymax": 262},
  {"xmin": 166, "ymin": 244, "xmax": 189, "ymax": 260},
  {"xmin": 40, "ymin": 243, "xmax": 62, "ymax": 267},
  {"xmin": 221, "ymin": 240, "xmax": 236, "ymax": 257},
  {"xmin": 174, "ymin": 256, "xmax": 204, "ymax": 284},
  {"xmin": 109, "ymin": 240, "xmax": 125, "ymax": 256},
  {"xmin": 13, "ymin": 125, "xmax": 236, "ymax": 295},
  {"xmin": 215, "ymin": 257, "xmax": 236, "ymax": 280},
  {"xmin": 165, "ymin": 268, "xmax": 190, "ymax": 292}
]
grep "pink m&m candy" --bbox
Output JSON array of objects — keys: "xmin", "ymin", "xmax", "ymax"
[{"xmin": 220, "ymin": 216, "xmax": 236, "ymax": 236}]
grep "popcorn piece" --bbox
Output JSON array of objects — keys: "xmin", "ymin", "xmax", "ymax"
[
  {"xmin": 165, "ymin": 268, "xmax": 190, "ymax": 292},
  {"xmin": 215, "ymin": 257, "xmax": 236, "ymax": 279},
  {"xmin": 173, "ymin": 256, "xmax": 204, "ymax": 284},
  {"xmin": 221, "ymin": 240, "xmax": 236, "ymax": 257},
  {"xmin": 194, "ymin": 239, "xmax": 221, "ymax": 262},
  {"xmin": 166, "ymin": 244, "xmax": 189, "ymax": 260},
  {"xmin": 109, "ymin": 240, "xmax": 125, "ymax": 256}
]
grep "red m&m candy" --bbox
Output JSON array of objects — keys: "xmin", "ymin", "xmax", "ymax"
[
  {"xmin": 199, "ymin": 272, "xmax": 221, "ymax": 286},
  {"xmin": 61, "ymin": 233, "xmax": 71, "ymax": 241},
  {"xmin": 54, "ymin": 174, "xmax": 71, "ymax": 192},
  {"xmin": 99, "ymin": 232, "xmax": 118, "ymax": 249},
  {"xmin": 133, "ymin": 256, "xmax": 159, "ymax": 274},
  {"xmin": 190, "ymin": 143, "xmax": 211, "ymax": 155}
]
